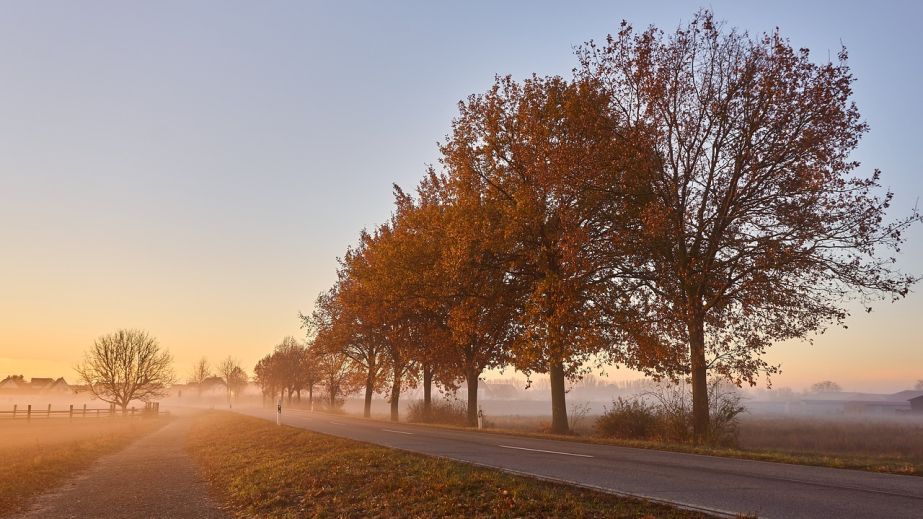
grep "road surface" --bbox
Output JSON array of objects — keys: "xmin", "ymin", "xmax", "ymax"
[{"xmin": 237, "ymin": 407, "xmax": 923, "ymax": 519}]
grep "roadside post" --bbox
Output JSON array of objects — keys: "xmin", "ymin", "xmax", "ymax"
[
  {"xmin": 477, "ymin": 406, "xmax": 483, "ymax": 429},
  {"xmin": 276, "ymin": 399, "xmax": 282, "ymax": 426}
]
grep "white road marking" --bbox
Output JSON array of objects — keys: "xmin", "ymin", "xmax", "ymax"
[
  {"xmin": 382, "ymin": 428, "xmax": 414, "ymax": 435},
  {"xmin": 329, "ymin": 421, "xmax": 346, "ymax": 425},
  {"xmin": 497, "ymin": 445, "xmax": 594, "ymax": 458}
]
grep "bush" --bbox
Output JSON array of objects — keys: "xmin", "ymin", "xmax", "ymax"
[
  {"xmin": 407, "ymin": 398, "xmax": 469, "ymax": 426},
  {"xmin": 595, "ymin": 398, "xmax": 659, "ymax": 439},
  {"xmin": 595, "ymin": 379, "xmax": 744, "ymax": 446}
]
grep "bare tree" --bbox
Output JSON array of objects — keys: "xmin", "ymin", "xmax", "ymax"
[
  {"xmin": 188, "ymin": 357, "xmax": 211, "ymax": 396},
  {"xmin": 75, "ymin": 329, "xmax": 174, "ymax": 412},
  {"xmin": 218, "ymin": 356, "xmax": 245, "ymax": 408}
]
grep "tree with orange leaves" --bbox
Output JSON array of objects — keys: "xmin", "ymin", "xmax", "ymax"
[
  {"xmin": 577, "ymin": 10, "xmax": 919, "ymax": 441},
  {"xmin": 440, "ymin": 74, "xmax": 647, "ymax": 433}
]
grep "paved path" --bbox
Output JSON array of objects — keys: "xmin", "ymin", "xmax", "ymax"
[
  {"xmin": 16, "ymin": 417, "xmax": 228, "ymax": 519},
  {"xmin": 238, "ymin": 406, "xmax": 923, "ymax": 519}
]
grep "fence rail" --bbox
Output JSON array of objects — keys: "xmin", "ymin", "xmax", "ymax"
[{"xmin": 0, "ymin": 403, "xmax": 167, "ymax": 420}]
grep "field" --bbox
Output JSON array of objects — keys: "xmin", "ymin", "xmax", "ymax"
[
  {"xmin": 0, "ymin": 416, "xmax": 169, "ymax": 515},
  {"xmin": 187, "ymin": 412, "xmax": 710, "ymax": 519}
]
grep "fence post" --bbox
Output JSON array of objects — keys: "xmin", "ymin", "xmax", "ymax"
[
  {"xmin": 83, "ymin": 404, "xmax": 87, "ymax": 417},
  {"xmin": 69, "ymin": 404, "xmax": 73, "ymax": 421},
  {"xmin": 27, "ymin": 404, "xmax": 31, "ymax": 422},
  {"xmin": 131, "ymin": 406, "xmax": 135, "ymax": 417},
  {"xmin": 12, "ymin": 404, "xmax": 16, "ymax": 419},
  {"xmin": 47, "ymin": 404, "xmax": 51, "ymax": 417},
  {"xmin": 96, "ymin": 409, "xmax": 100, "ymax": 417}
]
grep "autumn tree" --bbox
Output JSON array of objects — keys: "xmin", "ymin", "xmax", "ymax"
[
  {"xmin": 254, "ymin": 353, "xmax": 281, "ymax": 403},
  {"xmin": 75, "ymin": 329, "xmax": 175, "ymax": 412},
  {"xmin": 305, "ymin": 258, "xmax": 390, "ymax": 418},
  {"xmin": 400, "ymin": 171, "xmax": 520, "ymax": 427},
  {"xmin": 314, "ymin": 347, "xmax": 363, "ymax": 409},
  {"xmin": 577, "ymin": 11, "xmax": 919, "ymax": 440},
  {"xmin": 440, "ymin": 75, "xmax": 642, "ymax": 433}
]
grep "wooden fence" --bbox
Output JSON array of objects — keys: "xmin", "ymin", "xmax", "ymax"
[{"xmin": 0, "ymin": 402, "xmax": 168, "ymax": 420}]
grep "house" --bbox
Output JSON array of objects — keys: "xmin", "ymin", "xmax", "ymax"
[
  {"xmin": 47, "ymin": 377, "xmax": 70, "ymax": 392},
  {"xmin": 800, "ymin": 390, "xmax": 923, "ymax": 416},
  {"xmin": 30, "ymin": 378, "xmax": 56, "ymax": 390},
  {"xmin": 910, "ymin": 395, "xmax": 923, "ymax": 413},
  {"xmin": 0, "ymin": 376, "xmax": 25, "ymax": 390}
]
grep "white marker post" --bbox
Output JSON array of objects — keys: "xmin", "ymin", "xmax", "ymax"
[
  {"xmin": 477, "ymin": 405, "xmax": 483, "ymax": 429},
  {"xmin": 276, "ymin": 398, "xmax": 282, "ymax": 426}
]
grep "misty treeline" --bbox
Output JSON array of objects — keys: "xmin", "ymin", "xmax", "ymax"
[
  {"xmin": 258, "ymin": 11, "xmax": 918, "ymax": 441},
  {"xmin": 186, "ymin": 356, "xmax": 248, "ymax": 407}
]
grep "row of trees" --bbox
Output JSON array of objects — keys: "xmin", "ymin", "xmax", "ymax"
[
  {"xmin": 284, "ymin": 11, "xmax": 916, "ymax": 440},
  {"xmin": 253, "ymin": 336, "xmax": 364, "ymax": 408}
]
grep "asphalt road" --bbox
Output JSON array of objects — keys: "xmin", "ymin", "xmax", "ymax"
[{"xmin": 236, "ymin": 407, "xmax": 923, "ymax": 519}]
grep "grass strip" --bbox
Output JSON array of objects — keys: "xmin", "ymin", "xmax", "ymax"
[
  {"xmin": 187, "ymin": 412, "xmax": 711, "ymax": 518},
  {"xmin": 0, "ymin": 418, "xmax": 168, "ymax": 516}
]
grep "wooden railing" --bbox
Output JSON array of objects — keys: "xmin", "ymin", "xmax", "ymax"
[{"xmin": 0, "ymin": 402, "xmax": 168, "ymax": 420}]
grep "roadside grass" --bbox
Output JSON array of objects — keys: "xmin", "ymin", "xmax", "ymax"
[
  {"xmin": 187, "ymin": 412, "xmax": 710, "ymax": 519},
  {"xmin": 289, "ymin": 408, "xmax": 923, "ymax": 477},
  {"xmin": 0, "ymin": 417, "xmax": 169, "ymax": 516}
]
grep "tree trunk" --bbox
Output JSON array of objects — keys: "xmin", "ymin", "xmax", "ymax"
[
  {"xmin": 689, "ymin": 316, "xmax": 709, "ymax": 443},
  {"xmin": 465, "ymin": 367, "xmax": 480, "ymax": 427},
  {"xmin": 364, "ymin": 368, "xmax": 375, "ymax": 418},
  {"xmin": 308, "ymin": 384, "xmax": 313, "ymax": 406},
  {"xmin": 390, "ymin": 370, "xmax": 401, "ymax": 422},
  {"xmin": 548, "ymin": 360, "xmax": 569, "ymax": 434},
  {"xmin": 422, "ymin": 364, "xmax": 433, "ymax": 422}
]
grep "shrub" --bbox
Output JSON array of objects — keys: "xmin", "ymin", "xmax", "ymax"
[
  {"xmin": 407, "ymin": 398, "xmax": 468, "ymax": 426},
  {"xmin": 595, "ymin": 397, "xmax": 660, "ymax": 439},
  {"xmin": 595, "ymin": 379, "xmax": 744, "ymax": 446}
]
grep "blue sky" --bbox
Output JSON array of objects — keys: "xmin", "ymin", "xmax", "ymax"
[{"xmin": 1, "ymin": 1, "xmax": 920, "ymax": 391}]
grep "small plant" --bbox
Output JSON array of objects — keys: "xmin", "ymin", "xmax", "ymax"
[
  {"xmin": 407, "ymin": 398, "xmax": 468, "ymax": 426},
  {"xmin": 568, "ymin": 400, "xmax": 592, "ymax": 432}
]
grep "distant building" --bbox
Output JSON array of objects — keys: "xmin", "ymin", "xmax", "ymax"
[
  {"xmin": 798, "ymin": 390, "xmax": 923, "ymax": 416},
  {"xmin": 910, "ymin": 395, "xmax": 923, "ymax": 414},
  {"xmin": 0, "ymin": 376, "xmax": 25, "ymax": 390},
  {"xmin": 30, "ymin": 377, "xmax": 55, "ymax": 389}
]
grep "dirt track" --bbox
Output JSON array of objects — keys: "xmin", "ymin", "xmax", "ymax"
[{"xmin": 15, "ymin": 416, "xmax": 228, "ymax": 519}]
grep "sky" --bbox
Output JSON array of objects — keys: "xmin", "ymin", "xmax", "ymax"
[{"xmin": 1, "ymin": 1, "xmax": 921, "ymax": 393}]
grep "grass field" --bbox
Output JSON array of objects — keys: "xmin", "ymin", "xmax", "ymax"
[
  {"xmin": 0, "ymin": 416, "xmax": 169, "ymax": 516},
  {"xmin": 187, "ymin": 412, "xmax": 710, "ymax": 519}
]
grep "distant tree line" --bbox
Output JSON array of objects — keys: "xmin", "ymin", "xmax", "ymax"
[{"xmin": 256, "ymin": 11, "xmax": 918, "ymax": 441}]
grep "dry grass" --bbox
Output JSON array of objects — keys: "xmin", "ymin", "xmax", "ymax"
[
  {"xmin": 738, "ymin": 416, "xmax": 923, "ymax": 468},
  {"xmin": 187, "ymin": 411, "xmax": 710, "ymax": 519},
  {"xmin": 0, "ymin": 417, "xmax": 168, "ymax": 516}
]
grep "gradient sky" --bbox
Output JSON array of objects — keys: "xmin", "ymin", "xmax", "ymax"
[{"xmin": 1, "ymin": 1, "xmax": 920, "ymax": 393}]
